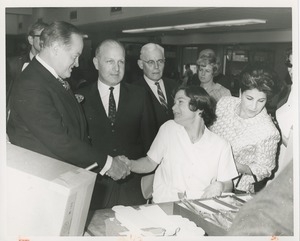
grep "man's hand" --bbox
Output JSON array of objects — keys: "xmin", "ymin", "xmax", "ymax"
[
  {"xmin": 201, "ymin": 177, "xmax": 224, "ymax": 199},
  {"xmin": 106, "ymin": 156, "xmax": 131, "ymax": 181},
  {"xmin": 118, "ymin": 155, "xmax": 132, "ymax": 169}
]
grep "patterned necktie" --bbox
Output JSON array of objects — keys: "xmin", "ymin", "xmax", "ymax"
[
  {"xmin": 57, "ymin": 77, "xmax": 70, "ymax": 91},
  {"xmin": 108, "ymin": 87, "xmax": 117, "ymax": 123},
  {"xmin": 155, "ymin": 81, "xmax": 168, "ymax": 110}
]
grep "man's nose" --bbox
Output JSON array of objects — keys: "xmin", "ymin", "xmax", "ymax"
[
  {"xmin": 114, "ymin": 62, "xmax": 121, "ymax": 72},
  {"xmin": 74, "ymin": 57, "xmax": 79, "ymax": 67}
]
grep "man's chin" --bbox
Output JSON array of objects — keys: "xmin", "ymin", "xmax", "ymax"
[{"xmin": 62, "ymin": 73, "xmax": 71, "ymax": 79}]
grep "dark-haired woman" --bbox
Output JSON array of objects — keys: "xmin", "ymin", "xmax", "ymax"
[
  {"xmin": 121, "ymin": 86, "xmax": 238, "ymax": 203},
  {"xmin": 210, "ymin": 68, "xmax": 280, "ymax": 193}
]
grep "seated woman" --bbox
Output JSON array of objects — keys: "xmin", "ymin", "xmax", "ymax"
[
  {"xmin": 122, "ymin": 86, "xmax": 238, "ymax": 203},
  {"xmin": 195, "ymin": 55, "xmax": 231, "ymax": 102},
  {"xmin": 210, "ymin": 67, "xmax": 280, "ymax": 193}
]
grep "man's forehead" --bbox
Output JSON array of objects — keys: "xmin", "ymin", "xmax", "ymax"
[
  {"xmin": 143, "ymin": 49, "xmax": 164, "ymax": 59},
  {"xmin": 98, "ymin": 45, "xmax": 125, "ymax": 58}
]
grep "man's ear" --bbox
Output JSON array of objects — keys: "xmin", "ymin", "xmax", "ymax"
[
  {"xmin": 51, "ymin": 42, "xmax": 60, "ymax": 56},
  {"xmin": 28, "ymin": 36, "xmax": 34, "ymax": 46},
  {"xmin": 137, "ymin": 59, "xmax": 144, "ymax": 70},
  {"xmin": 93, "ymin": 57, "xmax": 99, "ymax": 70}
]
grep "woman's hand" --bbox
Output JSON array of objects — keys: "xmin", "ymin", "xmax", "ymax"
[
  {"xmin": 236, "ymin": 162, "xmax": 252, "ymax": 175},
  {"xmin": 201, "ymin": 178, "xmax": 224, "ymax": 199}
]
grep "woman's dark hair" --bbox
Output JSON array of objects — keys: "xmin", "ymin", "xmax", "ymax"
[
  {"xmin": 240, "ymin": 65, "xmax": 275, "ymax": 99},
  {"xmin": 177, "ymin": 85, "xmax": 217, "ymax": 127}
]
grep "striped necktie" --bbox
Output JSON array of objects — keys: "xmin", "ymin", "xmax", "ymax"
[
  {"xmin": 57, "ymin": 77, "xmax": 70, "ymax": 91},
  {"xmin": 155, "ymin": 81, "xmax": 168, "ymax": 110},
  {"xmin": 108, "ymin": 87, "xmax": 117, "ymax": 124}
]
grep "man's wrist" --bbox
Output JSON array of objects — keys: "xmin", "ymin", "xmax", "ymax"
[{"xmin": 127, "ymin": 159, "xmax": 132, "ymax": 171}]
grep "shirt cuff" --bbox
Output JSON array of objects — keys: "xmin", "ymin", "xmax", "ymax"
[{"xmin": 99, "ymin": 155, "xmax": 113, "ymax": 175}]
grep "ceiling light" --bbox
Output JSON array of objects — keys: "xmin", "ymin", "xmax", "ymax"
[{"xmin": 122, "ymin": 19, "xmax": 267, "ymax": 33}]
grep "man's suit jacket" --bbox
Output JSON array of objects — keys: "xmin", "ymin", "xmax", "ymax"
[
  {"xmin": 6, "ymin": 53, "xmax": 31, "ymax": 106},
  {"xmin": 7, "ymin": 57, "xmax": 107, "ymax": 169},
  {"xmin": 133, "ymin": 76, "xmax": 178, "ymax": 136},
  {"xmin": 77, "ymin": 81, "xmax": 156, "ymax": 208}
]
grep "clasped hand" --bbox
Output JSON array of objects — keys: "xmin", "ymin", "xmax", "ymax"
[{"xmin": 106, "ymin": 155, "xmax": 131, "ymax": 181}]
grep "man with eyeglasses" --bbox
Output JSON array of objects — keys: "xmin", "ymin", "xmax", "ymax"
[
  {"xmin": 6, "ymin": 20, "xmax": 49, "ymax": 109},
  {"xmin": 135, "ymin": 43, "xmax": 178, "ymax": 137}
]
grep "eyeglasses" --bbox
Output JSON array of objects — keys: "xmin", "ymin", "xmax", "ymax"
[
  {"xmin": 141, "ymin": 59, "xmax": 165, "ymax": 67},
  {"xmin": 285, "ymin": 61, "xmax": 292, "ymax": 68}
]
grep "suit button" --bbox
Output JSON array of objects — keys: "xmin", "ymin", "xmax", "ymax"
[
  {"xmin": 111, "ymin": 129, "xmax": 115, "ymax": 133},
  {"xmin": 113, "ymin": 148, "xmax": 117, "ymax": 152}
]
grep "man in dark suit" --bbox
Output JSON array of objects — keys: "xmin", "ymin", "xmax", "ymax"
[
  {"xmin": 134, "ymin": 43, "xmax": 178, "ymax": 137},
  {"xmin": 6, "ymin": 20, "xmax": 49, "ymax": 109},
  {"xmin": 77, "ymin": 40, "xmax": 156, "ymax": 209},
  {"xmin": 7, "ymin": 22, "xmax": 129, "ymax": 184}
]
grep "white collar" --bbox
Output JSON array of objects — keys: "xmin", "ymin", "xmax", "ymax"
[
  {"xmin": 144, "ymin": 75, "xmax": 162, "ymax": 86},
  {"xmin": 35, "ymin": 54, "xmax": 59, "ymax": 79}
]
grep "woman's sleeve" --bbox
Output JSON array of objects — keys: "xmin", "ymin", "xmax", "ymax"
[
  {"xmin": 248, "ymin": 133, "xmax": 280, "ymax": 181},
  {"xmin": 217, "ymin": 142, "xmax": 239, "ymax": 182},
  {"xmin": 147, "ymin": 123, "xmax": 168, "ymax": 165}
]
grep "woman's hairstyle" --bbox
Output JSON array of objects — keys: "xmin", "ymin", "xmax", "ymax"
[
  {"xmin": 196, "ymin": 56, "xmax": 218, "ymax": 76},
  {"xmin": 240, "ymin": 65, "xmax": 275, "ymax": 99},
  {"xmin": 177, "ymin": 85, "xmax": 217, "ymax": 127}
]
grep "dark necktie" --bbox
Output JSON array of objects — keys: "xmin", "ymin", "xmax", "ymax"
[
  {"xmin": 155, "ymin": 81, "xmax": 168, "ymax": 110},
  {"xmin": 57, "ymin": 77, "xmax": 70, "ymax": 91},
  {"xmin": 108, "ymin": 87, "xmax": 117, "ymax": 123}
]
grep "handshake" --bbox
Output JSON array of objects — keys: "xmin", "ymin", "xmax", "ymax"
[{"xmin": 106, "ymin": 155, "xmax": 132, "ymax": 181}]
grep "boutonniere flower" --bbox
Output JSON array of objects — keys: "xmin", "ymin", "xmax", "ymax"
[{"xmin": 75, "ymin": 94, "xmax": 84, "ymax": 103}]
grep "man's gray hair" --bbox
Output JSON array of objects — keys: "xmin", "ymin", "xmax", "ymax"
[{"xmin": 140, "ymin": 43, "xmax": 164, "ymax": 59}]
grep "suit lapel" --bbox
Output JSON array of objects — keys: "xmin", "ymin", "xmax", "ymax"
[
  {"xmin": 31, "ymin": 58, "xmax": 88, "ymax": 136},
  {"xmin": 116, "ymin": 83, "xmax": 129, "ymax": 122},
  {"xmin": 163, "ymin": 79, "xmax": 175, "ymax": 109},
  {"xmin": 142, "ymin": 76, "xmax": 173, "ymax": 110},
  {"xmin": 90, "ymin": 81, "xmax": 111, "ymax": 125},
  {"xmin": 142, "ymin": 77, "xmax": 161, "ymax": 106}
]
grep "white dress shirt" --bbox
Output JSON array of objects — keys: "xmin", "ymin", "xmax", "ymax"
[
  {"xmin": 36, "ymin": 55, "xmax": 59, "ymax": 78},
  {"xmin": 97, "ymin": 80, "xmax": 121, "ymax": 175},
  {"xmin": 97, "ymin": 80, "xmax": 120, "ymax": 115},
  {"xmin": 144, "ymin": 75, "xmax": 168, "ymax": 104},
  {"xmin": 148, "ymin": 120, "xmax": 238, "ymax": 203}
]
